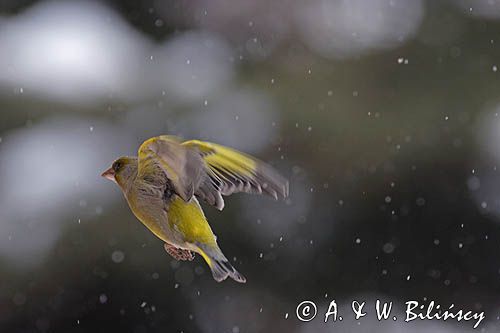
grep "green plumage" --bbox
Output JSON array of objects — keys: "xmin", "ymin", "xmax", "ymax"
[{"xmin": 102, "ymin": 135, "xmax": 289, "ymax": 283}]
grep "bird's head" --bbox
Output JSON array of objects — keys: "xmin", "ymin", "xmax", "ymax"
[{"xmin": 101, "ymin": 156, "xmax": 138, "ymax": 189}]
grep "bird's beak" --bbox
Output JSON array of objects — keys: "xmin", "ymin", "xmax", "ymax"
[{"xmin": 101, "ymin": 167, "xmax": 117, "ymax": 183}]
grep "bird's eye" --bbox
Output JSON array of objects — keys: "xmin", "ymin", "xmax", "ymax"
[{"xmin": 112, "ymin": 161, "xmax": 122, "ymax": 172}]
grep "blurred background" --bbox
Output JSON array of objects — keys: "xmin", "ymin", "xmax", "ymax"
[{"xmin": 2, "ymin": 0, "xmax": 500, "ymax": 332}]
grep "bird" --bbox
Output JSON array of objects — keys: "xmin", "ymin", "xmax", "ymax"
[{"xmin": 101, "ymin": 135, "xmax": 289, "ymax": 283}]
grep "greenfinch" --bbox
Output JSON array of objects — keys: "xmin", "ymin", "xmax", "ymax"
[{"xmin": 101, "ymin": 135, "xmax": 288, "ymax": 283}]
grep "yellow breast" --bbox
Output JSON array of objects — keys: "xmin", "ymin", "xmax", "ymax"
[{"xmin": 167, "ymin": 196, "xmax": 216, "ymax": 245}]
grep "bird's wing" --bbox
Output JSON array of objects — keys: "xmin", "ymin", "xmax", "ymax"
[
  {"xmin": 137, "ymin": 135, "xmax": 205, "ymax": 202},
  {"xmin": 182, "ymin": 140, "xmax": 289, "ymax": 210}
]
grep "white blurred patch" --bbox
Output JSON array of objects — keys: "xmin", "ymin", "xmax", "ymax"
[
  {"xmin": 174, "ymin": 89, "xmax": 279, "ymax": 152},
  {"xmin": 452, "ymin": 0, "xmax": 500, "ymax": 19},
  {"xmin": 294, "ymin": 0, "xmax": 425, "ymax": 58},
  {"xmin": 0, "ymin": 117, "xmax": 135, "ymax": 268},
  {"xmin": 152, "ymin": 31, "xmax": 235, "ymax": 102},
  {"xmin": 0, "ymin": 1, "xmax": 152, "ymax": 104}
]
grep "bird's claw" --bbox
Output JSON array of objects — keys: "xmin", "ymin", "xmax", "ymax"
[{"xmin": 164, "ymin": 243, "xmax": 195, "ymax": 261}]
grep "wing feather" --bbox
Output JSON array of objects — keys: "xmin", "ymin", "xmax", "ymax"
[
  {"xmin": 182, "ymin": 140, "xmax": 289, "ymax": 210},
  {"xmin": 137, "ymin": 136, "xmax": 205, "ymax": 202},
  {"xmin": 136, "ymin": 136, "xmax": 288, "ymax": 209}
]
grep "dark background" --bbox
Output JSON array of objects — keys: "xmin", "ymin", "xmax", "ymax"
[{"xmin": 1, "ymin": 0, "xmax": 500, "ymax": 332}]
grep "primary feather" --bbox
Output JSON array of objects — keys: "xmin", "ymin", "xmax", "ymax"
[{"xmin": 182, "ymin": 140, "xmax": 289, "ymax": 210}]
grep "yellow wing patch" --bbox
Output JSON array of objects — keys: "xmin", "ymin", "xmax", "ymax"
[
  {"xmin": 182, "ymin": 139, "xmax": 289, "ymax": 210},
  {"xmin": 184, "ymin": 139, "xmax": 256, "ymax": 176}
]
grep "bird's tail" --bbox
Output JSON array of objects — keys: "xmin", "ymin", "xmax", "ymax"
[{"xmin": 196, "ymin": 243, "xmax": 246, "ymax": 283}]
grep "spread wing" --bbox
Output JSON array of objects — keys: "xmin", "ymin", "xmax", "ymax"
[
  {"xmin": 182, "ymin": 140, "xmax": 289, "ymax": 210},
  {"xmin": 137, "ymin": 135, "xmax": 206, "ymax": 202}
]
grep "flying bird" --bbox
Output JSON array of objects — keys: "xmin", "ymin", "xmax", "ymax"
[{"xmin": 101, "ymin": 136, "xmax": 289, "ymax": 283}]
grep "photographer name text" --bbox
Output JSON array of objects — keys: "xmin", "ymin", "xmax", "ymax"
[{"xmin": 295, "ymin": 299, "xmax": 485, "ymax": 329}]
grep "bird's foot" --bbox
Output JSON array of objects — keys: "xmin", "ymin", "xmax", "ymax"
[{"xmin": 164, "ymin": 243, "xmax": 195, "ymax": 261}]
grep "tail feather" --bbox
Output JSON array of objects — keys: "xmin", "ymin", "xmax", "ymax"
[
  {"xmin": 196, "ymin": 243, "xmax": 246, "ymax": 283},
  {"xmin": 211, "ymin": 258, "xmax": 246, "ymax": 283}
]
